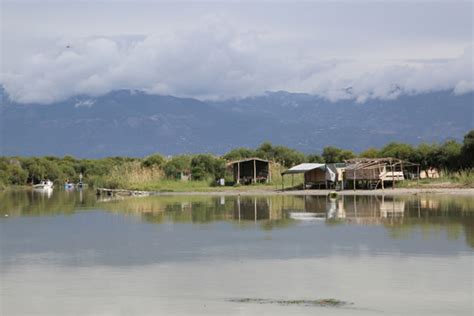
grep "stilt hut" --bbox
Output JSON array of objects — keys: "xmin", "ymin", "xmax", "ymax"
[
  {"xmin": 228, "ymin": 158, "xmax": 270, "ymax": 185},
  {"xmin": 344, "ymin": 158, "xmax": 419, "ymax": 190},
  {"xmin": 281, "ymin": 163, "xmax": 347, "ymax": 190},
  {"xmin": 281, "ymin": 163, "xmax": 325, "ymax": 189}
]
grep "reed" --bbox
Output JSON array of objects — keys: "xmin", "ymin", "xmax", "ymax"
[
  {"xmin": 94, "ymin": 161, "xmax": 164, "ymax": 189},
  {"xmin": 398, "ymin": 169, "xmax": 474, "ymax": 188}
]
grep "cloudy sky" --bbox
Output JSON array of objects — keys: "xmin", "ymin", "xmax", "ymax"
[{"xmin": 1, "ymin": 0, "xmax": 472, "ymax": 104}]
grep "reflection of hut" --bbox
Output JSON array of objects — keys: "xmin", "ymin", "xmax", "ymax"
[
  {"xmin": 420, "ymin": 198, "xmax": 440, "ymax": 209},
  {"xmin": 344, "ymin": 158, "xmax": 419, "ymax": 190},
  {"xmin": 336, "ymin": 196, "xmax": 406, "ymax": 224},
  {"xmin": 380, "ymin": 200, "xmax": 405, "ymax": 218},
  {"xmin": 324, "ymin": 198, "xmax": 347, "ymax": 219},
  {"xmin": 228, "ymin": 158, "xmax": 270, "ymax": 185},
  {"xmin": 281, "ymin": 163, "xmax": 347, "ymax": 190},
  {"xmin": 234, "ymin": 196, "xmax": 271, "ymax": 220}
]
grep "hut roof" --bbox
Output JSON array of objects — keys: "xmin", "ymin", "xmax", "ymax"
[
  {"xmin": 281, "ymin": 163, "xmax": 325, "ymax": 175},
  {"xmin": 344, "ymin": 158, "xmax": 418, "ymax": 170},
  {"xmin": 227, "ymin": 157, "xmax": 269, "ymax": 165}
]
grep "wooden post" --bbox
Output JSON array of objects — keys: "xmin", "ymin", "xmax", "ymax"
[
  {"xmin": 341, "ymin": 169, "xmax": 345, "ymax": 190},
  {"xmin": 417, "ymin": 197, "xmax": 421, "ymax": 218},
  {"xmin": 268, "ymin": 197, "xmax": 272, "ymax": 220},
  {"xmin": 417, "ymin": 165, "xmax": 420, "ymax": 185},
  {"xmin": 292, "ymin": 174, "xmax": 294, "ymax": 188},
  {"xmin": 354, "ymin": 195, "xmax": 357, "ymax": 217},
  {"xmin": 353, "ymin": 168, "xmax": 356, "ymax": 191},
  {"xmin": 401, "ymin": 162, "xmax": 404, "ymax": 181},
  {"xmin": 253, "ymin": 159, "xmax": 257, "ymax": 184},
  {"xmin": 237, "ymin": 162, "xmax": 240, "ymax": 184},
  {"xmin": 381, "ymin": 169, "xmax": 385, "ymax": 190},
  {"xmin": 237, "ymin": 196, "xmax": 241, "ymax": 222},
  {"xmin": 281, "ymin": 174, "xmax": 284, "ymax": 191},
  {"xmin": 267, "ymin": 162, "xmax": 271, "ymax": 183},
  {"xmin": 391, "ymin": 162, "xmax": 395, "ymax": 190}
]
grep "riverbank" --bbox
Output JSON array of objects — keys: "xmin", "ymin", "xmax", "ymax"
[{"xmin": 96, "ymin": 187, "xmax": 474, "ymax": 197}]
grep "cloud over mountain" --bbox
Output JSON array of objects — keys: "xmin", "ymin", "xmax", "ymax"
[{"xmin": 1, "ymin": 1, "xmax": 472, "ymax": 104}]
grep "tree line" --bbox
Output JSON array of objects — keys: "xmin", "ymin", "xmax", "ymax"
[{"xmin": 1, "ymin": 130, "xmax": 472, "ymax": 188}]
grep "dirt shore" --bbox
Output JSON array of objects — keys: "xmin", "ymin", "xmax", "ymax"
[{"xmin": 150, "ymin": 188, "xmax": 474, "ymax": 196}]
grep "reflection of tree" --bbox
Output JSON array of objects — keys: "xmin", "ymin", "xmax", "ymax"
[
  {"xmin": 464, "ymin": 219, "xmax": 474, "ymax": 248},
  {"xmin": 383, "ymin": 197, "xmax": 474, "ymax": 247},
  {"xmin": 303, "ymin": 194, "xmax": 474, "ymax": 248},
  {"xmin": 260, "ymin": 219, "xmax": 295, "ymax": 230},
  {"xmin": 0, "ymin": 189, "xmax": 96, "ymax": 217},
  {"xmin": 2, "ymin": 190, "xmax": 473, "ymax": 248}
]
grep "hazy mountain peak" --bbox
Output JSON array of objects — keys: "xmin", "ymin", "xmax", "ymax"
[{"xmin": 0, "ymin": 89, "xmax": 472, "ymax": 157}]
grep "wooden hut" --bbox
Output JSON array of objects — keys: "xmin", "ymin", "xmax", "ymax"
[
  {"xmin": 281, "ymin": 163, "xmax": 347, "ymax": 190},
  {"xmin": 281, "ymin": 163, "xmax": 325, "ymax": 189},
  {"xmin": 344, "ymin": 158, "xmax": 419, "ymax": 190},
  {"xmin": 228, "ymin": 158, "xmax": 270, "ymax": 185}
]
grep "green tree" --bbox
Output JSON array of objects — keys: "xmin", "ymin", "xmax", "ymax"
[
  {"xmin": 164, "ymin": 155, "xmax": 192, "ymax": 178},
  {"xmin": 58, "ymin": 163, "xmax": 77, "ymax": 181},
  {"xmin": 190, "ymin": 154, "xmax": 226, "ymax": 180},
  {"xmin": 255, "ymin": 142, "xmax": 305, "ymax": 167},
  {"xmin": 21, "ymin": 157, "xmax": 46, "ymax": 183},
  {"xmin": 273, "ymin": 146, "xmax": 306, "ymax": 167},
  {"xmin": 359, "ymin": 148, "xmax": 379, "ymax": 158},
  {"xmin": 142, "ymin": 154, "xmax": 165, "ymax": 168},
  {"xmin": 307, "ymin": 153, "xmax": 324, "ymax": 163},
  {"xmin": 223, "ymin": 148, "xmax": 256, "ymax": 161},
  {"xmin": 434, "ymin": 140, "xmax": 462, "ymax": 171},
  {"xmin": 255, "ymin": 142, "xmax": 276, "ymax": 160},
  {"xmin": 322, "ymin": 146, "xmax": 355, "ymax": 163},
  {"xmin": 461, "ymin": 130, "xmax": 474, "ymax": 168},
  {"xmin": 379, "ymin": 142, "xmax": 416, "ymax": 161},
  {"xmin": 415, "ymin": 143, "xmax": 439, "ymax": 172},
  {"xmin": 7, "ymin": 164, "xmax": 28, "ymax": 185}
]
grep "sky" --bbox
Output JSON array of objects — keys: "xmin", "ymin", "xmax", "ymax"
[{"xmin": 1, "ymin": 0, "xmax": 473, "ymax": 104}]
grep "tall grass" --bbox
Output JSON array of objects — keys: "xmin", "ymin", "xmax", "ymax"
[
  {"xmin": 399, "ymin": 169, "xmax": 474, "ymax": 188},
  {"xmin": 91, "ymin": 161, "xmax": 303, "ymax": 192},
  {"xmin": 92, "ymin": 161, "xmax": 164, "ymax": 189},
  {"xmin": 445, "ymin": 169, "xmax": 474, "ymax": 187}
]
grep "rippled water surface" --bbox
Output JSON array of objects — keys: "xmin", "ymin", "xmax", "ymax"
[{"xmin": 1, "ymin": 190, "xmax": 473, "ymax": 315}]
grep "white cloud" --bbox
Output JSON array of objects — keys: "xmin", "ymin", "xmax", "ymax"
[
  {"xmin": 74, "ymin": 99, "xmax": 95, "ymax": 107},
  {"xmin": 1, "ymin": 2, "xmax": 473, "ymax": 104},
  {"xmin": 454, "ymin": 80, "xmax": 474, "ymax": 95}
]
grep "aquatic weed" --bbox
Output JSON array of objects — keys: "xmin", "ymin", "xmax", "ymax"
[{"xmin": 228, "ymin": 297, "xmax": 352, "ymax": 307}]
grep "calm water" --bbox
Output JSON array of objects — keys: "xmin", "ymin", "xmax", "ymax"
[{"xmin": 1, "ymin": 190, "xmax": 473, "ymax": 315}]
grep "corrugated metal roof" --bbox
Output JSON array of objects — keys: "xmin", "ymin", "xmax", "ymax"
[{"xmin": 282, "ymin": 163, "xmax": 325, "ymax": 175}]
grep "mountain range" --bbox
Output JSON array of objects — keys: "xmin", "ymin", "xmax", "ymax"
[{"xmin": 1, "ymin": 87, "xmax": 472, "ymax": 157}]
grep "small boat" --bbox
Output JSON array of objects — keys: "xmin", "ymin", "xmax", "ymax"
[
  {"xmin": 33, "ymin": 180, "xmax": 54, "ymax": 190},
  {"xmin": 64, "ymin": 182, "xmax": 74, "ymax": 189},
  {"xmin": 76, "ymin": 182, "xmax": 86, "ymax": 189},
  {"xmin": 289, "ymin": 212, "xmax": 326, "ymax": 221}
]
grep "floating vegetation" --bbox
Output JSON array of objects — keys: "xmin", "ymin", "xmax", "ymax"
[{"xmin": 228, "ymin": 297, "xmax": 352, "ymax": 307}]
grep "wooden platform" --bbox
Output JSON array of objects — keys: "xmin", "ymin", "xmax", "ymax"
[{"xmin": 96, "ymin": 188, "xmax": 152, "ymax": 197}]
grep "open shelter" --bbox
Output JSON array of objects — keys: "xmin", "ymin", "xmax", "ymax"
[{"xmin": 228, "ymin": 158, "xmax": 270, "ymax": 185}]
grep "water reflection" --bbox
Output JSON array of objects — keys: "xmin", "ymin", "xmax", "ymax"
[
  {"xmin": 1, "ymin": 190, "xmax": 473, "ymax": 248},
  {"xmin": 1, "ymin": 190, "xmax": 473, "ymax": 315}
]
